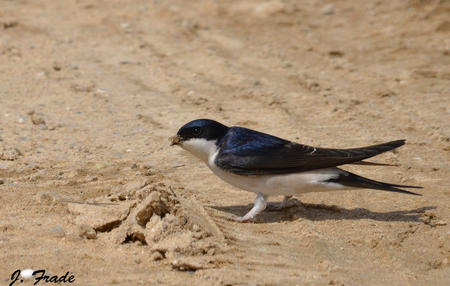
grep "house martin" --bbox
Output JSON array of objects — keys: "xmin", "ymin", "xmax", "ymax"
[{"xmin": 171, "ymin": 119, "xmax": 422, "ymax": 222}]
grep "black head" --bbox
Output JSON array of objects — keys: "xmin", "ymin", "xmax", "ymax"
[{"xmin": 171, "ymin": 119, "xmax": 229, "ymax": 145}]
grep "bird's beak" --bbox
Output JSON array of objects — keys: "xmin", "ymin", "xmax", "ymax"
[{"xmin": 170, "ymin": 135, "xmax": 182, "ymax": 146}]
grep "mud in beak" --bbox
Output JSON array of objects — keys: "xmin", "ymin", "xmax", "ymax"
[{"xmin": 170, "ymin": 135, "xmax": 182, "ymax": 146}]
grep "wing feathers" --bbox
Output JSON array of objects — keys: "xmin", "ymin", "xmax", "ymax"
[{"xmin": 216, "ymin": 127, "xmax": 407, "ymax": 175}]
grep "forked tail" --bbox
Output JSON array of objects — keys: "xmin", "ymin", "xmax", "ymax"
[{"xmin": 326, "ymin": 170, "xmax": 423, "ymax": 196}]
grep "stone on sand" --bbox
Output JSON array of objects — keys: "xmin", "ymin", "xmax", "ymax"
[{"xmin": 78, "ymin": 224, "xmax": 97, "ymax": 239}]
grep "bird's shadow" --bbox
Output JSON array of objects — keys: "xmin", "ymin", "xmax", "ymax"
[{"xmin": 209, "ymin": 198, "xmax": 436, "ymax": 224}]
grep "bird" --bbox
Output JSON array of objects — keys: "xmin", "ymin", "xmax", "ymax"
[{"xmin": 171, "ymin": 119, "xmax": 422, "ymax": 222}]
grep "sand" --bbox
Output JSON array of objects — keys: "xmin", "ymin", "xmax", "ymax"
[{"xmin": 0, "ymin": 0, "xmax": 449, "ymax": 285}]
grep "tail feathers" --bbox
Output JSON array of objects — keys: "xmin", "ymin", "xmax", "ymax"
[
  {"xmin": 351, "ymin": 161, "xmax": 399, "ymax": 167},
  {"xmin": 326, "ymin": 170, "xmax": 422, "ymax": 196}
]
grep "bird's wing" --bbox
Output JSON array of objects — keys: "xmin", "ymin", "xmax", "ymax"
[{"xmin": 215, "ymin": 127, "xmax": 405, "ymax": 175}]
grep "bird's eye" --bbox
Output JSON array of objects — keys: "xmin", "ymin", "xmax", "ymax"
[{"xmin": 192, "ymin": 127, "xmax": 201, "ymax": 136}]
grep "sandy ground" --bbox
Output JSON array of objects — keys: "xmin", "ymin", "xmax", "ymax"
[{"xmin": 1, "ymin": 0, "xmax": 449, "ymax": 285}]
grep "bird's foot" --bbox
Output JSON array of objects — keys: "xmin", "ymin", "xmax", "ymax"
[
  {"xmin": 266, "ymin": 196, "xmax": 296, "ymax": 211},
  {"xmin": 229, "ymin": 192, "xmax": 266, "ymax": 223},
  {"xmin": 228, "ymin": 216, "xmax": 256, "ymax": 223}
]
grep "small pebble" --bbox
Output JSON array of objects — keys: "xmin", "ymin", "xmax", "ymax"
[
  {"xmin": 192, "ymin": 224, "xmax": 201, "ymax": 232},
  {"xmin": 78, "ymin": 224, "xmax": 97, "ymax": 239},
  {"xmin": 322, "ymin": 4, "xmax": 335, "ymax": 15},
  {"xmin": 31, "ymin": 116, "xmax": 45, "ymax": 125},
  {"xmin": 52, "ymin": 63, "xmax": 62, "ymax": 71},
  {"xmin": 150, "ymin": 251, "xmax": 163, "ymax": 261}
]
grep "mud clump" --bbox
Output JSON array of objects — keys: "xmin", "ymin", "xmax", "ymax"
[{"xmin": 69, "ymin": 181, "xmax": 224, "ymax": 268}]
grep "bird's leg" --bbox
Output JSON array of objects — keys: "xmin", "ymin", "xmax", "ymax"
[
  {"xmin": 266, "ymin": 195, "xmax": 294, "ymax": 211},
  {"xmin": 232, "ymin": 192, "xmax": 267, "ymax": 222}
]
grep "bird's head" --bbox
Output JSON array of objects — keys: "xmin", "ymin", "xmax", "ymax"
[{"xmin": 171, "ymin": 119, "xmax": 228, "ymax": 161}]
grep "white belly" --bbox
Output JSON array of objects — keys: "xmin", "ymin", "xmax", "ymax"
[{"xmin": 207, "ymin": 150, "xmax": 348, "ymax": 197}]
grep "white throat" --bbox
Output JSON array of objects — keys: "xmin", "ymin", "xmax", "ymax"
[{"xmin": 180, "ymin": 138, "xmax": 218, "ymax": 162}]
